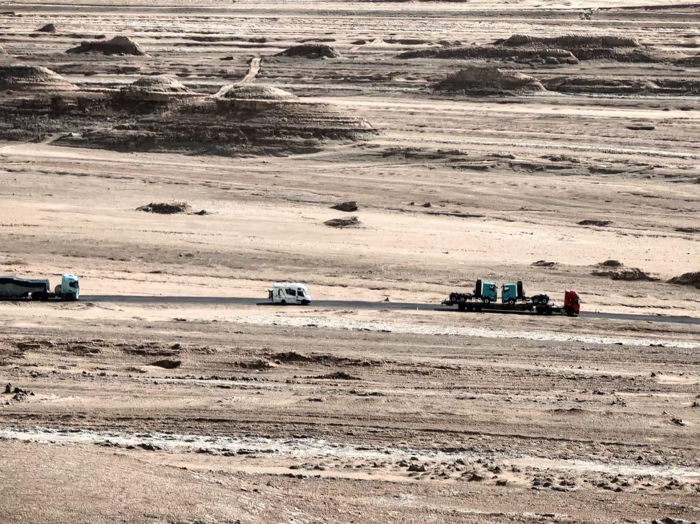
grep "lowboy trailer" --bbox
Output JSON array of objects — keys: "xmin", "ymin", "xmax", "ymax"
[{"xmin": 442, "ymin": 279, "xmax": 580, "ymax": 317}]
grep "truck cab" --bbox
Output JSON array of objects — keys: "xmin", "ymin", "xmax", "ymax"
[
  {"xmin": 481, "ymin": 281, "xmax": 498, "ymax": 304},
  {"xmin": 269, "ymin": 282, "xmax": 311, "ymax": 305},
  {"xmin": 56, "ymin": 274, "xmax": 80, "ymax": 301},
  {"xmin": 501, "ymin": 281, "xmax": 525, "ymax": 305},
  {"xmin": 564, "ymin": 290, "xmax": 580, "ymax": 316}
]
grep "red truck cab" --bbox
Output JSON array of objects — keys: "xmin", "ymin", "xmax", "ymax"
[{"xmin": 564, "ymin": 290, "xmax": 580, "ymax": 316}]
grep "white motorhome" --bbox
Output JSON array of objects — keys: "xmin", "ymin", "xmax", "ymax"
[{"xmin": 268, "ymin": 282, "xmax": 311, "ymax": 305}]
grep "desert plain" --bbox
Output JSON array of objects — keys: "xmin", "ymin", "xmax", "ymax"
[{"xmin": 0, "ymin": 0, "xmax": 699, "ymax": 522}]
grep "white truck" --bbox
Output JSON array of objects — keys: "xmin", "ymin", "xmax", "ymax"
[
  {"xmin": 0, "ymin": 274, "xmax": 80, "ymax": 301},
  {"xmin": 268, "ymin": 282, "xmax": 311, "ymax": 305}
]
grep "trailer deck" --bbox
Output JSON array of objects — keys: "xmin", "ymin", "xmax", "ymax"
[{"xmin": 441, "ymin": 298, "xmax": 576, "ymax": 316}]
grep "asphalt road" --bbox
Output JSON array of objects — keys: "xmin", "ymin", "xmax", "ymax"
[{"xmin": 82, "ymin": 295, "xmax": 700, "ymax": 325}]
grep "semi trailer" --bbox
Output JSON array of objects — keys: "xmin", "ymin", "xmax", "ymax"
[
  {"xmin": 442, "ymin": 279, "xmax": 579, "ymax": 316},
  {"xmin": 0, "ymin": 274, "xmax": 80, "ymax": 301}
]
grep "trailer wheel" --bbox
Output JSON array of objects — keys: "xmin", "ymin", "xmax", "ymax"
[
  {"xmin": 532, "ymin": 297, "xmax": 539, "ymax": 305},
  {"xmin": 543, "ymin": 297, "xmax": 549, "ymax": 305},
  {"xmin": 466, "ymin": 305, "xmax": 473, "ymax": 312},
  {"xmin": 458, "ymin": 303, "xmax": 465, "ymax": 311},
  {"xmin": 545, "ymin": 308, "xmax": 552, "ymax": 316}
]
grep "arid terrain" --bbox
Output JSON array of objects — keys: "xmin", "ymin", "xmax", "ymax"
[{"xmin": 0, "ymin": 1, "xmax": 699, "ymax": 523}]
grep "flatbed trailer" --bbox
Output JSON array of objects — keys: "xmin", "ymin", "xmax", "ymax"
[
  {"xmin": 442, "ymin": 288, "xmax": 580, "ymax": 317},
  {"xmin": 441, "ymin": 297, "xmax": 575, "ymax": 316},
  {"xmin": 442, "ymin": 296, "xmax": 530, "ymax": 312}
]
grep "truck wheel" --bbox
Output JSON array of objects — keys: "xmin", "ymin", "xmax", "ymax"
[
  {"xmin": 302, "ymin": 300, "xmax": 310, "ymax": 305},
  {"xmin": 507, "ymin": 299, "xmax": 514, "ymax": 306},
  {"xmin": 483, "ymin": 298, "xmax": 491, "ymax": 305},
  {"xmin": 280, "ymin": 300, "xmax": 287, "ymax": 305}
]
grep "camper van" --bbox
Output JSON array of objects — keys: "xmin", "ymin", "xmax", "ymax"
[{"xmin": 268, "ymin": 282, "xmax": 311, "ymax": 305}]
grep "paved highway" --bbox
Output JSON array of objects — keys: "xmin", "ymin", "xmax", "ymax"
[{"xmin": 82, "ymin": 295, "xmax": 700, "ymax": 325}]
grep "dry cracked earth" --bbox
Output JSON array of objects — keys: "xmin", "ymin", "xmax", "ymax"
[{"xmin": 1, "ymin": 1, "xmax": 700, "ymax": 523}]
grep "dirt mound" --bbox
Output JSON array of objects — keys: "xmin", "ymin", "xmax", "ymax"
[
  {"xmin": 36, "ymin": 23, "xmax": 56, "ymax": 33},
  {"xmin": 216, "ymin": 84, "xmax": 297, "ymax": 102},
  {"xmin": 570, "ymin": 48, "xmax": 659, "ymax": 62},
  {"xmin": 237, "ymin": 358, "xmax": 274, "ymax": 370},
  {"xmin": 8, "ymin": 76, "xmax": 373, "ymax": 156},
  {"xmin": 435, "ymin": 66, "xmax": 545, "ymax": 94},
  {"xmin": 278, "ymin": 44, "xmax": 341, "ymax": 59},
  {"xmin": 532, "ymin": 260, "xmax": 556, "ymax": 267},
  {"xmin": 331, "ymin": 201, "xmax": 358, "ymax": 212},
  {"xmin": 274, "ymin": 351, "xmax": 380, "ymax": 366},
  {"xmin": 0, "ymin": 65, "xmax": 76, "ymax": 91},
  {"xmin": 599, "ymin": 259, "xmax": 623, "ymax": 268},
  {"xmin": 272, "ymin": 351, "xmax": 313, "ymax": 363},
  {"xmin": 325, "ymin": 216, "xmax": 361, "ymax": 228},
  {"xmin": 137, "ymin": 202, "xmax": 191, "ymax": 214},
  {"xmin": 495, "ymin": 35, "xmax": 662, "ymax": 63},
  {"xmin": 150, "ymin": 359, "xmax": 181, "ymax": 369},
  {"xmin": 119, "ymin": 76, "xmax": 191, "ymax": 102},
  {"xmin": 67, "ymin": 36, "xmax": 146, "ymax": 56},
  {"xmin": 578, "ymin": 219, "xmax": 612, "ymax": 227},
  {"xmin": 545, "ymin": 76, "xmax": 700, "ymax": 96},
  {"xmin": 271, "ymin": 351, "xmax": 380, "ymax": 367},
  {"xmin": 592, "ymin": 267, "xmax": 656, "ymax": 281},
  {"xmin": 500, "ymin": 34, "xmax": 640, "ymax": 49},
  {"xmin": 668, "ymin": 272, "xmax": 700, "ymax": 289},
  {"xmin": 398, "ymin": 46, "xmax": 578, "ymax": 64},
  {"xmin": 313, "ymin": 371, "xmax": 361, "ymax": 380}
]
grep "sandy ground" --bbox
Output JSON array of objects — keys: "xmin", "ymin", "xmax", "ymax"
[{"xmin": 1, "ymin": 1, "xmax": 699, "ymax": 522}]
